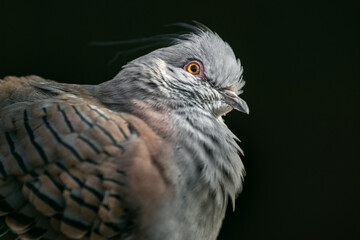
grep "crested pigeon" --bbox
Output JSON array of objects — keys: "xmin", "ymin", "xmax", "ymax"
[{"xmin": 0, "ymin": 26, "xmax": 249, "ymax": 240}]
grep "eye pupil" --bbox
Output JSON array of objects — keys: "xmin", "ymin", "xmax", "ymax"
[
  {"xmin": 190, "ymin": 65, "xmax": 198, "ymax": 73},
  {"xmin": 185, "ymin": 62, "xmax": 201, "ymax": 75}
]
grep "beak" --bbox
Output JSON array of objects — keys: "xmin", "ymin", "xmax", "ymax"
[{"xmin": 220, "ymin": 89, "xmax": 249, "ymax": 114}]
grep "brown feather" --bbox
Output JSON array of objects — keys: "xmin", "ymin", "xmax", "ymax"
[{"xmin": 0, "ymin": 76, "xmax": 173, "ymax": 239}]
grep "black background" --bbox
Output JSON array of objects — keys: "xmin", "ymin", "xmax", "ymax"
[{"xmin": 0, "ymin": 1, "xmax": 358, "ymax": 239}]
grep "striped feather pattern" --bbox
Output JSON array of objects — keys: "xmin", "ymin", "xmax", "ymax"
[{"xmin": 0, "ymin": 76, "xmax": 171, "ymax": 239}]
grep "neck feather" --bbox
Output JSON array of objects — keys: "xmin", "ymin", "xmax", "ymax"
[{"xmin": 172, "ymin": 107, "xmax": 245, "ymax": 209}]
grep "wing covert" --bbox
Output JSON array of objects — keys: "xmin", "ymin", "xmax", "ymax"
[{"xmin": 0, "ymin": 94, "xmax": 140, "ymax": 240}]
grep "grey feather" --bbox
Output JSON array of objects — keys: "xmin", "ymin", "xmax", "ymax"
[{"xmin": 94, "ymin": 26, "xmax": 248, "ymax": 240}]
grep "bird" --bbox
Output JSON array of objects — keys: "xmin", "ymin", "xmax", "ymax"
[{"xmin": 0, "ymin": 24, "xmax": 249, "ymax": 240}]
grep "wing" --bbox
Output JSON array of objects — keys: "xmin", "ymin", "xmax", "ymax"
[{"xmin": 0, "ymin": 77, "xmax": 172, "ymax": 240}]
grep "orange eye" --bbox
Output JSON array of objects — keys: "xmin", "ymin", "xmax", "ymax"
[{"xmin": 186, "ymin": 62, "xmax": 201, "ymax": 75}]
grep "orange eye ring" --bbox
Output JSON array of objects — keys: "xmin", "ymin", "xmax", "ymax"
[{"xmin": 186, "ymin": 62, "xmax": 201, "ymax": 75}]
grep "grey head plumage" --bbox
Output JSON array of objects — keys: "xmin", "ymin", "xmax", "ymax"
[
  {"xmin": 94, "ymin": 25, "xmax": 249, "ymax": 239},
  {"xmin": 97, "ymin": 26, "xmax": 249, "ymax": 119}
]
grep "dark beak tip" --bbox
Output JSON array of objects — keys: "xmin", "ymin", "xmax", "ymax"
[
  {"xmin": 220, "ymin": 89, "xmax": 249, "ymax": 115},
  {"xmin": 244, "ymin": 103, "xmax": 250, "ymax": 114},
  {"xmin": 238, "ymin": 104, "xmax": 249, "ymax": 115},
  {"xmin": 235, "ymin": 98, "xmax": 249, "ymax": 115},
  {"xmin": 244, "ymin": 108, "xmax": 250, "ymax": 115}
]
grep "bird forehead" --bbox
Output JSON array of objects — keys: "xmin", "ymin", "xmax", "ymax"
[
  {"xmin": 185, "ymin": 32, "xmax": 237, "ymax": 61},
  {"xmin": 191, "ymin": 33, "xmax": 239, "ymax": 68},
  {"xmin": 187, "ymin": 33, "xmax": 242, "ymax": 86},
  {"xmin": 133, "ymin": 29, "xmax": 243, "ymax": 88}
]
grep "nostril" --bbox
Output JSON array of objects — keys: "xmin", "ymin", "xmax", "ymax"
[
  {"xmin": 226, "ymin": 92, "xmax": 237, "ymax": 98},
  {"xmin": 223, "ymin": 89, "xmax": 237, "ymax": 98}
]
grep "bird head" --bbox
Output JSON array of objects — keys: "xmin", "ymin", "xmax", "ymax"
[{"xmin": 102, "ymin": 26, "xmax": 249, "ymax": 119}]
